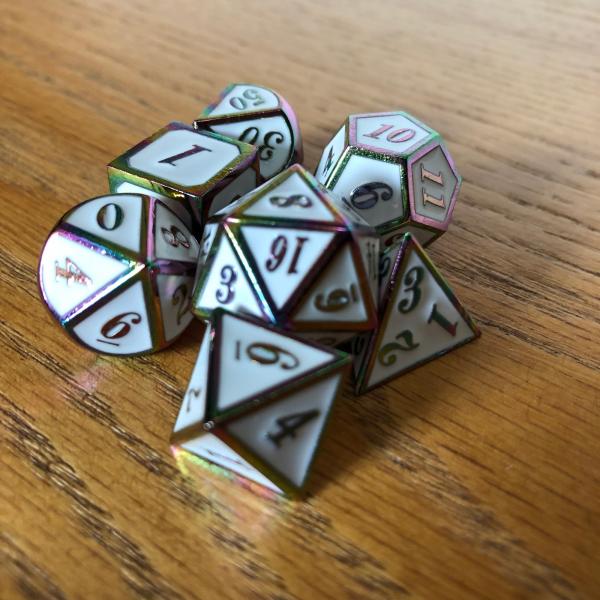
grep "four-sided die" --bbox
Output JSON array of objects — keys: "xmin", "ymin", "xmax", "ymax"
[
  {"xmin": 38, "ymin": 193, "xmax": 199, "ymax": 355},
  {"xmin": 315, "ymin": 112, "xmax": 461, "ymax": 248},
  {"xmin": 170, "ymin": 309, "xmax": 350, "ymax": 496},
  {"xmin": 107, "ymin": 121, "xmax": 260, "ymax": 234},
  {"xmin": 352, "ymin": 233, "xmax": 480, "ymax": 393},
  {"xmin": 194, "ymin": 83, "xmax": 302, "ymax": 180},
  {"xmin": 192, "ymin": 164, "xmax": 379, "ymax": 340}
]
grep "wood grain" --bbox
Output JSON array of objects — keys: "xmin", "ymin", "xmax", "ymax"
[{"xmin": 1, "ymin": 0, "xmax": 599, "ymax": 598}]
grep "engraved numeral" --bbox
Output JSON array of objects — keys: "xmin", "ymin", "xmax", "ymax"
[
  {"xmin": 266, "ymin": 410, "xmax": 320, "ymax": 448},
  {"xmin": 54, "ymin": 258, "xmax": 92, "ymax": 287},
  {"xmin": 185, "ymin": 387, "xmax": 202, "ymax": 412},
  {"xmin": 243, "ymin": 342, "xmax": 300, "ymax": 370},
  {"xmin": 397, "ymin": 266, "xmax": 424, "ymax": 314},
  {"xmin": 97, "ymin": 312, "xmax": 142, "ymax": 346},
  {"xmin": 377, "ymin": 330, "xmax": 420, "ymax": 366},
  {"xmin": 379, "ymin": 255, "xmax": 391, "ymax": 286},
  {"xmin": 343, "ymin": 182, "xmax": 393, "ymax": 210},
  {"xmin": 161, "ymin": 225, "xmax": 191, "ymax": 248},
  {"xmin": 364, "ymin": 123, "xmax": 416, "ymax": 143},
  {"xmin": 229, "ymin": 88, "xmax": 265, "ymax": 110},
  {"xmin": 158, "ymin": 144, "xmax": 212, "ymax": 166},
  {"xmin": 206, "ymin": 449, "xmax": 245, "ymax": 467},
  {"xmin": 428, "ymin": 303, "xmax": 457, "ymax": 336},
  {"xmin": 421, "ymin": 163, "xmax": 446, "ymax": 208},
  {"xmin": 172, "ymin": 283, "xmax": 191, "ymax": 325},
  {"xmin": 314, "ymin": 283, "xmax": 359, "ymax": 312},
  {"xmin": 239, "ymin": 127, "xmax": 284, "ymax": 161},
  {"xmin": 269, "ymin": 194, "xmax": 312, "ymax": 208},
  {"xmin": 216, "ymin": 265, "xmax": 237, "ymax": 304},
  {"xmin": 96, "ymin": 203, "xmax": 124, "ymax": 230},
  {"xmin": 322, "ymin": 145, "xmax": 335, "ymax": 175},
  {"xmin": 265, "ymin": 235, "xmax": 308, "ymax": 274}
]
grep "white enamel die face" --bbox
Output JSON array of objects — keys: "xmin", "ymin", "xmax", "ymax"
[
  {"xmin": 195, "ymin": 165, "xmax": 378, "ymax": 332},
  {"xmin": 196, "ymin": 84, "xmax": 301, "ymax": 180},
  {"xmin": 171, "ymin": 310, "xmax": 349, "ymax": 495},
  {"xmin": 108, "ymin": 122, "xmax": 258, "ymax": 230},
  {"xmin": 39, "ymin": 194, "xmax": 198, "ymax": 356},
  {"xmin": 356, "ymin": 235, "xmax": 479, "ymax": 392}
]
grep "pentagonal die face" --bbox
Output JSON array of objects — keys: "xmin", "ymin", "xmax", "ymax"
[
  {"xmin": 171, "ymin": 310, "xmax": 349, "ymax": 495},
  {"xmin": 38, "ymin": 194, "xmax": 198, "ymax": 356},
  {"xmin": 108, "ymin": 121, "xmax": 259, "ymax": 231},
  {"xmin": 192, "ymin": 165, "xmax": 378, "ymax": 333},
  {"xmin": 195, "ymin": 83, "xmax": 302, "ymax": 180},
  {"xmin": 353, "ymin": 233, "xmax": 479, "ymax": 393}
]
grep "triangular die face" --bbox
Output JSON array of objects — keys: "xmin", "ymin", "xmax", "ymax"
[
  {"xmin": 367, "ymin": 242, "xmax": 478, "ymax": 389},
  {"xmin": 240, "ymin": 225, "xmax": 336, "ymax": 310},
  {"xmin": 194, "ymin": 233, "xmax": 264, "ymax": 318},
  {"xmin": 173, "ymin": 325, "xmax": 212, "ymax": 433},
  {"xmin": 64, "ymin": 194, "xmax": 143, "ymax": 254},
  {"xmin": 181, "ymin": 433, "xmax": 282, "ymax": 493},
  {"xmin": 39, "ymin": 231, "xmax": 135, "ymax": 319},
  {"xmin": 156, "ymin": 273, "xmax": 195, "ymax": 342},
  {"xmin": 243, "ymin": 171, "xmax": 339, "ymax": 223},
  {"xmin": 216, "ymin": 312, "xmax": 337, "ymax": 413},
  {"xmin": 153, "ymin": 201, "xmax": 199, "ymax": 263},
  {"xmin": 72, "ymin": 280, "xmax": 153, "ymax": 355},
  {"xmin": 225, "ymin": 373, "xmax": 343, "ymax": 489},
  {"xmin": 292, "ymin": 244, "xmax": 368, "ymax": 325}
]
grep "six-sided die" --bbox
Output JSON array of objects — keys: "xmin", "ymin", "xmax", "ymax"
[
  {"xmin": 170, "ymin": 309, "xmax": 349, "ymax": 496},
  {"xmin": 352, "ymin": 233, "xmax": 480, "ymax": 394},
  {"xmin": 315, "ymin": 112, "xmax": 461, "ymax": 248},
  {"xmin": 192, "ymin": 164, "xmax": 379, "ymax": 339},
  {"xmin": 194, "ymin": 83, "xmax": 302, "ymax": 180},
  {"xmin": 107, "ymin": 121, "xmax": 260, "ymax": 234},
  {"xmin": 38, "ymin": 193, "xmax": 199, "ymax": 355}
]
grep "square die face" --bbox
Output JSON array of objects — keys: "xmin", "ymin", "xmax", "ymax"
[
  {"xmin": 366, "ymin": 244, "xmax": 477, "ymax": 389},
  {"xmin": 127, "ymin": 127, "xmax": 241, "ymax": 190}
]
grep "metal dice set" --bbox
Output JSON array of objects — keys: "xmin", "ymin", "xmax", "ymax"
[{"xmin": 38, "ymin": 83, "xmax": 479, "ymax": 497}]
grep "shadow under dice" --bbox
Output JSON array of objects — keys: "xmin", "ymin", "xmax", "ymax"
[
  {"xmin": 194, "ymin": 83, "xmax": 302, "ymax": 180},
  {"xmin": 192, "ymin": 164, "xmax": 379, "ymax": 341},
  {"xmin": 170, "ymin": 309, "xmax": 349, "ymax": 496},
  {"xmin": 107, "ymin": 121, "xmax": 260, "ymax": 235},
  {"xmin": 38, "ymin": 193, "xmax": 199, "ymax": 356},
  {"xmin": 352, "ymin": 233, "xmax": 480, "ymax": 393},
  {"xmin": 315, "ymin": 111, "xmax": 461, "ymax": 248}
]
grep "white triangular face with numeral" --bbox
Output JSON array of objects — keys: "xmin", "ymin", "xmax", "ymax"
[
  {"xmin": 367, "ymin": 246, "xmax": 478, "ymax": 388},
  {"xmin": 243, "ymin": 172, "xmax": 338, "ymax": 223},
  {"xmin": 39, "ymin": 231, "xmax": 135, "ymax": 319},
  {"xmin": 240, "ymin": 225, "xmax": 335, "ymax": 309},
  {"xmin": 293, "ymin": 244, "xmax": 367, "ymax": 324},
  {"xmin": 216, "ymin": 313, "xmax": 336, "ymax": 412},
  {"xmin": 72, "ymin": 280, "xmax": 153, "ymax": 354},
  {"xmin": 181, "ymin": 433, "xmax": 282, "ymax": 493},
  {"xmin": 225, "ymin": 373, "xmax": 342, "ymax": 488},
  {"xmin": 65, "ymin": 194, "xmax": 143, "ymax": 253},
  {"xmin": 174, "ymin": 325, "xmax": 211, "ymax": 433},
  {"xmin": 156, "ymin": 274, "xmax": 195, "ymax": 342},
  {"xmin": 154, "ymin": 202, "xmax": 199, "ymax": 263},
  {"xmin": 194, "ymin": 233, "xmax": 264, "ymax": 318}
]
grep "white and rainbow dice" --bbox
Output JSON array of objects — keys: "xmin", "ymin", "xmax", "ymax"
[
  {"xmin": 194, "ymin": 83, "xmax": 302, "ymax": 180},
  {"xmin": 107, "ymin": 121, "xmax": 260, "ymax": 234},
  {"xmin": 38, "ymin": 194, "xmax": 199, "ymax": 356},
  {"xmin": 171, "ymin": 309, "xmax": 349, "ymax": 496},
  {"xmin": 315, "ymin": 112, "xmax": 461, "ymax": 248},
  {"xmin": 352, "ymin": 233, "xmax": 480, "ymax": 393},
  {"xmin": 192, "ymin": 164, "xmax": 379, "ymax": 340}
]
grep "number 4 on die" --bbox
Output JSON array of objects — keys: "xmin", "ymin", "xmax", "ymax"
[
  {"xmin": 353, "ymin": 233, "xmax": 480, "ymax": 394},
  {"xmin": 170, "ymin": 309, "xmax": 350, "ymax": 496}
]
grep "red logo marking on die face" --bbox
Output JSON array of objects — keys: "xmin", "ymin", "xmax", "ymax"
[{"xmin": 54, "ymin": 258, "xmax": 92, "ymax": 287}]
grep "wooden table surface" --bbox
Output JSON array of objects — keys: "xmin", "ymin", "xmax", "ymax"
[{"xmin": 1, "ymin": 1, "xmax": 599, "ymax": 598}]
